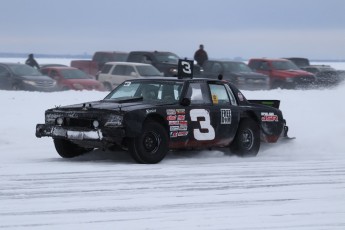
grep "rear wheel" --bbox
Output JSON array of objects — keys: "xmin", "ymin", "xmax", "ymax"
[
  {"xmin": 12, "ymin": 84, "xmax": 22, "ymax": 90},
  {"xmin": 230, "ymin": 119, "xmax": 260, "ymax": 157},
  {"xmin": 53, "ymin": 139, "xmax": 93, "ymax": 158},
  {"xmin": 129, "ymin": 122, "xmax": 168, "ymax": 164}
]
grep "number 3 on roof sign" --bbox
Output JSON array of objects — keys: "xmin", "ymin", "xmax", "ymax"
[{"xmin": 178, "ymin": 59, "xmax": 194, "ymax": 78}]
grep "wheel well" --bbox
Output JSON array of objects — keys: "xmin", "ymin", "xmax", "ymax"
[
  {"xmin": 241, "ymin": 111, "xmax": 260, "ymax": 124},
  {"xmin": 144, "ymin": 114, "xmax": 168, "ymax": 131}
]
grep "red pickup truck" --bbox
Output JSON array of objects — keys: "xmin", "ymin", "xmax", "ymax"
[
  {"xmin": 70, "ymin": 51, "xmax": 128, "ymax": 77},
  {"xmin": 248, "ymin": 58, "xmax": 316, "ymax": 89}
]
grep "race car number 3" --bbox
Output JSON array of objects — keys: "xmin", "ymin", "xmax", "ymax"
[{"xmin": 190, "ymin": 109, "xmax": 215, "ymax": 140}]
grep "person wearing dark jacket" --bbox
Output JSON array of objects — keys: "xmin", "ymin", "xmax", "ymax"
[
  {"xmin": 194, "ymin": 44, "xmax": 208, "ymax": 67},
  {"xmin": 25, "ymin": 53, "xmax": 40, "ymax": 69}
]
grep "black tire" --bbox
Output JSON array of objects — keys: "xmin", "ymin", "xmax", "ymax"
[
  {"xmin": 53, "ymin": 139, "xmax": 93, "ymax": 158},
  {"xmin": 230, "ymin": 119, "xmax": 260, "ymax": 157},
  {"xmin": 129, "ymin": 122, "xmax": 168, "ymax": 164},
  {"xmin": 12, "ymin": 84, "xmax": 21, "ymax": 90}
]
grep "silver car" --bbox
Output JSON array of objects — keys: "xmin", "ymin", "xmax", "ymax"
[{"xmin": 96, "ymin": 62, "xmax": 163, "ymax": 90}]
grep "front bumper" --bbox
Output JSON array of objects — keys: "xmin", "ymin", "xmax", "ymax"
[
  {"xmin": 36, "ymin": 124, "xmax": 103, "ymax": 140},
  {"xmin": 36, "ymin": 124, "xmax": 126, "ymax": 146}
]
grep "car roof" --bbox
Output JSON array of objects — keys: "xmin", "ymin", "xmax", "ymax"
[
  {"xmin": 104, "ymin": 61, "xmax": 153, "ymax": 66},
  {"xmin": 250, "ymin": 58, "xmax": 290, "ymax": 62},
  {"xmin": 129, "ymin": 51, "xmax": 176, "ymax": 54},
  {"xmin": 125, "ymin": 76, "xmax": 226, "ymax": 83},
  {"xmin": 41, "ymin": 66, "xmax": 80, "ymax": 70},
  {"xmin": 0, "ymin": 62, "xmax": 29, "ymax": 66},
  {"xmin": 206, "ymin": 60, "xmax": 245, "ymax": 64}
]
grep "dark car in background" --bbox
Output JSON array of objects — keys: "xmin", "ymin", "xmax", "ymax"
[
  {"xmin": 0, "ymin": 63, "xmax": 57, "ymax": 91},
  {"xmin": 284, "ymin": 57, "xmax": 310, "ymax": 68},
  {"xmin": 301, "ymin": 65, "xmax": 345, "ymax": 87},
  {"xmin": 127, "ymin": 51, "xmax": 180, "ymax": 76},
  {"xmin": 41, "ymin": 66, "xmax": 104, "ymax": 91},
  {"xmin": 201, "ymin": 60, "xmax": 270, "ymax": 90},
  {"xmin": 127, "ymin": 51, "xmax": 202, "ymax": 77}
]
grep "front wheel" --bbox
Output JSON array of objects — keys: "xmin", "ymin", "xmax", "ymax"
[
  {"xmin": 129, "ymin": 122, "xmax": 168, "ymax": 164},
  {"xmin": 230, "ymin": 119, "xmax": 260, "ymax": 157},
  {"xmin": 53, "ymin": 139, "xmax": 93, "ymax": 158}
]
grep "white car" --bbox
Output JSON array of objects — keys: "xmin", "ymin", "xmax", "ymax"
[{"xmin": 97, "ymin": 62, "xmax": 163, "ymax": 90}]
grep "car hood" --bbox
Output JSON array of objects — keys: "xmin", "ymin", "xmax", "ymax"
[
  {"xmin": 20, "ymin": 75, "xmax": 55, "ymax": 82},
  {"xmin": 53, "ymin": 99, "xmax": 171, "ymax": 113},
  {"xmin": 63, "ymin": 78, "xmax": 100, "ymax": 85},
  {"xmin": 274, "ymin": 69, "xmax": 314, "ymax": 77}
]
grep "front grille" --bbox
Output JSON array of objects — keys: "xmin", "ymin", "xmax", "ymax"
[
  {"xmin": 294, "ymin": 76, "xmax": 315, "ymax": 84},
  {"xmin": 36, "ymin": 80, "xmax": 55, "ymax": 88},
  {"xmin": 64, "ymin": 117, "xmax": 93, "ymax": 128}
]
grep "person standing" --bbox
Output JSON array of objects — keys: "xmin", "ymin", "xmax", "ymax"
[
  {"xmin": 25, "ymin": 53, "xmax": 40, "ymax": 69},
  {"xmin": 194, "ymin": 44, "xmax": 208, "ymax": 67}
]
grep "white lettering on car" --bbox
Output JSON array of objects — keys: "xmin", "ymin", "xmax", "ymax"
[{"xmin": 190, "ymin": 109, "xmax": 215, "ymax": 140}]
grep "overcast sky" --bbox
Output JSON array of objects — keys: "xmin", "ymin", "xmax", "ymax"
[{"xmin": 1, "ymin": 0, "xmax": 345, "ymax": 59}]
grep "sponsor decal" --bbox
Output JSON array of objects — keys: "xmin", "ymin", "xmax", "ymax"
[
  {"xmin": 166, "ymin": 109, "xmax": 176, "ymax": 115},
  {"xmin": 179, "ymin": 120, "xmax": 188, "ymax": 125},
  {"xmin": 178, "ymin": 131, "xmax": 188, "ymax": 136},
  {"xmin": 146, "ymin": 109, "xmax": 156, "ymax": 114},
  {"xmin": 176, "ymin": 109, "xmax": 185, "ymax": 114},
  {"xmin": 169, "ymin": 121, "xmax": 180, "ymax": 125},
  {"xmin": 170, "ymin": 126, "xmax": 180, "ymax": 131},
  {"xmin": 167, "ymin": 115, "xmax": 177, "ymax": 121},
  {"xmin": 177, "ymin": 115, "xmax": 185, "ymax": 120},
  {"xmin": 179, "ymin": 125, "xmax": 188, "ymax": 131},
  {"xmin": 261, "ymin": 112, "xmax": 278, "ymax": 122},
  {"xmin": 221, "ymin": 109, "xmax": 232, "ymax": 124},
  {"xmin": 212, "ymin": 94, "xmax": 218, "ymax": 104},
  {"xmin": 170, "ymin": 131, "xmax": 178, "ymax": 138}
]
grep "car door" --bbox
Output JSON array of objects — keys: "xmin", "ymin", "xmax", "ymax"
[
  {"xmin": 0, "ymin": 65, "xmax": 12, "ymax": 89},
  {"xmin": 177, "ymin": 81, "xmax": 239, "ymax": 148}
]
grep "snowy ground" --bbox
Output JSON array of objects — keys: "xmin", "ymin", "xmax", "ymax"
[{"xmin": 0, "ymin": 58, "xmax": 345, "ymax": 229}]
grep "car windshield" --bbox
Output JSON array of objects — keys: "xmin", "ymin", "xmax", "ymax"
[
  {"xmin": 136, "ymin": 65, "xmax": 162, "ymax": 76},
  {"xmin": 9, "ymin": 64, "xmax": 42, "ymax": 76},
  {"xmin": 154, "ymin": 53, "xmax": 179, "ymax": 64},
  {"xmin": 272, "ymin": 61, "xmax": 299, "ymax": 70},
  {"xmin": 60, "ymin": 69, "xmax": 90, "ymax": 79},
  {"xmin": 223, "ymin": 62, "xmax": 253, "ymax": 73},
  {"xmin": 104, "ymin": 80, "xmax": 184, "ymax": 103}
]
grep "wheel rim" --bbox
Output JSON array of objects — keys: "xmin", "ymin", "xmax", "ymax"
[
  {"xmin": 142, "ymin": 131, "xmax": 160, "ymax": 154},
  {"xmin": 240, "ymin": 128, "xmax": 254, "ymax": 150}
]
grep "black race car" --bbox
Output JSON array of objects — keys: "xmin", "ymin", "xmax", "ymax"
[{"xmin": 36, "ymin": 77, "xmax": 290, "ymax": 164}]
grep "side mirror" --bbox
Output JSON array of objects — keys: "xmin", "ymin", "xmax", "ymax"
[{"xmin": 180, "ymin": 98, "xmax": 191, "ymax": 106}]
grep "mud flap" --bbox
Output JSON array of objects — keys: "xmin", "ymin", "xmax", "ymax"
[{"xmin": 282, "ymin": 126, "xmax": 296, "ymax": 140}]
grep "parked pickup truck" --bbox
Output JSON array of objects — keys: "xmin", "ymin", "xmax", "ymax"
[
  {"xmin": 248, "ymin": 58, "xmax": 316, "ymax": 89},
  {"xmin": 70, "ymin": 51, "xmax": 128, "ymax": 77}
]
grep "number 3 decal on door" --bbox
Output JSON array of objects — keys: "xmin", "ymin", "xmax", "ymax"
[{"xmin": 190, "ymin": 109, "xmax": 215, "ymax": 140}]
